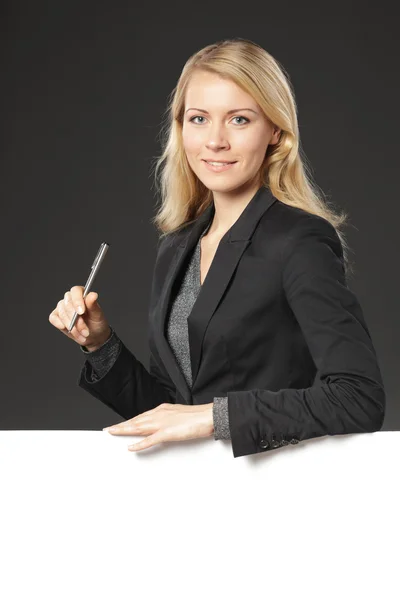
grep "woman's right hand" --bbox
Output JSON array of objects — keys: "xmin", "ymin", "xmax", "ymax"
[{"xmin": 48, "ymin": 285, "xmax": 111, "ymax": 350}]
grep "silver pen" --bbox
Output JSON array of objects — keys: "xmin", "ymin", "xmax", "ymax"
[{"xmin": 67, "ymin": 242, "xmax": 110, "ymax": 333}]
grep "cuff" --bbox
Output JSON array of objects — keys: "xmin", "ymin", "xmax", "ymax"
[
  {"xmin": 212, "ymin": 396, "xmax": 231, "ymax": 440},
  {"xmin": 80, "ymin": 327, "xmax": 121, "ymax": 379}
]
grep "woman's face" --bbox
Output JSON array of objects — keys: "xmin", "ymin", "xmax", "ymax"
[{"xmin": 182, "ymin": 70, "xmax": 280, "ymax": 193}]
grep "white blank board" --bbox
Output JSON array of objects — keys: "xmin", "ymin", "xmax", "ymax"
[{"xmin": 0, "ymin": 430, "xmax": 398, "ymax": 599}]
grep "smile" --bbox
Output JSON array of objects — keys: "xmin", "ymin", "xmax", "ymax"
[{"xmin": 202, "ymin": 160, "xmax": 237, "ymax": 172}]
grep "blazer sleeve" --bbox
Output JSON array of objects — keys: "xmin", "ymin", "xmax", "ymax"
[
  {"xmin": 77, "ymin": 338, "xmax": 177, "ymax": 419},
  {"xmin": 226, "ymin": 216, "xmax": 386, "ymax": 459},
  {"xmin": 79, "ymin": 327, "xmax": 121, "ymax": 382}
]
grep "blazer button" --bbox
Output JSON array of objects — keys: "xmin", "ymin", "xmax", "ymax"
[
  {"xmin": 281, "ymin": 439, "xmax": 289, "ymax": 446},
  {"xmin": 259, "ymin": 439, "xmax": 270, "ymax": 450},
  {"xmin": 290, "ymin": 438, "xmax": 299, "ymax": 444},
  {"xmin": 270, "ymin": 439, "xmax": 280, "ymax": 449}
]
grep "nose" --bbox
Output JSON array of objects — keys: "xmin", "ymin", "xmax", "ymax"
[{"xmin": 206, "ymin": 124, "xmax": 230, "ymax": 151}]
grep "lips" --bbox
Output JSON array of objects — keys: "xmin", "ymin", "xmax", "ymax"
[
  {"xmin": 202, "ymin": 160, "xmax": 237, "ymax": 164},
  {"xmin": 202, "ymin": 160, "xmax": 237, "ymax": 173}
]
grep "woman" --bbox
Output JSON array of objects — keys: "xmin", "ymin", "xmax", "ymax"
[{"xmin": 49, "ymin": 38, "xmax": 386, "ymax": 458}]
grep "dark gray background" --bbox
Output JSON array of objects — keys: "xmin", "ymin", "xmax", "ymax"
[{"xmin": 1, "ymin": 1, "xmax": 398, "ymax": 430}]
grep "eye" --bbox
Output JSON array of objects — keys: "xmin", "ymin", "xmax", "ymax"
[
  {"xmin": 189, "ymin": 115, "xmax": 250, "ymax": 125},
  {"xmin": 190, "ymin": 116, "xmax": 207, "ymax": 124},
  {"xmin": 232, "ymin": 116, "xmax": 249, "ymax": 125}
]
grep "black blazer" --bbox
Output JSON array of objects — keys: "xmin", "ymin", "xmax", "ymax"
[{"xmin": 78, "ymin": 185, "xmax": 386, "ymax": 458}]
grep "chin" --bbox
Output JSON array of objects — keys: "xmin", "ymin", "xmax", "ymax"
[
  {"xmin": 202, "ymin": 180, "xmax": 237, "ymax": 192},
  {"xmin": 207, "ymin": 177, "xmax": 251, "ymax": 192}
]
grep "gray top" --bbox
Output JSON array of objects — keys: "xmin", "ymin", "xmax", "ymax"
[{"xmin": 80, "ymin": 220, "xmax": 231, "ymax": 441}]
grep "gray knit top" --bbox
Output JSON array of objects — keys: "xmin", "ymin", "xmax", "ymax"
[{"xmin": 80, "ymin": 220, "xmax": 231, "ymax": 441}]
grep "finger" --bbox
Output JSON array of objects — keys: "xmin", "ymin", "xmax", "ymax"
[
  {"xmin": 57, "ymin": 299, "xmax": 89, "ymax": 341},
  {"xmin": 71, "ymin": 287, "xmax": 102, "ymax": 320},
  {"xmin": 103, "ymin": 423, "xmax": 137, "ymax": 435},
  {"xmin": 106, "ymin": 413, "xmax": 146, "ymax": 429},
  {"xmin": 102, "ymin": 406, "xmax": 167, "ymax": 434},
  {"xmin": 49, "ymin": 312, "xmax": 67, "ymax": 331},
  {"xmin": 102, "ymin": 407, "xmax": 164, "ymax": 434},
  {"xmin": 128, "ymin": 434, "xmax": 161, "ymax": 452},
  {"xmin": 49, "ymin": 311, "xmax": 88, "ymax": 343},
  {"xmin": 63, "ymin": 293, "xmax": 89, "ymax": 335},
  {"xmin": 65, "ymin": 291, "xmax": 84, "ymax": 321},
  {"xmin": 103, "ymin": 414, "xmax": 155, "ymax": 434},
  {"xmin": 69, "ymin": 286, "xmax": 86, "ymax": 316},
  {"xmin": 131, "ymin": 403, "xmax": 166, "ymax": 418}
]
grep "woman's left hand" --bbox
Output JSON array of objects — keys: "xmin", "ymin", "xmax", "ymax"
[{"xmin": 103, "ymin": 403, "xmax": 214, "ymax": 451}]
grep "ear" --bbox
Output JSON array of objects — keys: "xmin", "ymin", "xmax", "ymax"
[{"xmin": 270, "ymin": 126, "xmax": 282, "ymax": 145}]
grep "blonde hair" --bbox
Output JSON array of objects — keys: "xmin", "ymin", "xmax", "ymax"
[{"xmin": 150, "ymin": 38, "xmax": 354, "ymax": 277}]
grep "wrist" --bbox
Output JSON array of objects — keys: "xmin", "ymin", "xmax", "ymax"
[
  {"xmin": 206, "ymin": 403, "xmax": 214, "ymax": 436},
  {"xmin": 84, "ymin": 327, "xmax": 112, "ymax": 353}
]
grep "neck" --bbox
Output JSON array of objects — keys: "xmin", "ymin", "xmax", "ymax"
[{"xmin": 208, "ymin": 178, "xmax": 263, "ymax": 238}]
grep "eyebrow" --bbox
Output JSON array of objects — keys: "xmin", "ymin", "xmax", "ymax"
[{"xmin": 185, "ymin": 107, "xmax": 258, "ymax": 115}]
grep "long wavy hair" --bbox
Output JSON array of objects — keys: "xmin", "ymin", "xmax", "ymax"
[{"xmin": 150, "ymin": 38, "xmax": 354, "ymax": 278}]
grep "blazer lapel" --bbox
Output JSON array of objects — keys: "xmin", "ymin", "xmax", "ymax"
[
  {"xmin": 188, "ymin": 185, "xmax": 277, "ymax": 388},
  {"xmin": 152, "ymin": 204, "xmax": 213, "ymax": 404},
  {"xmin": 154, "ymin": 185, "xmax": 278, "ymax": 403}
]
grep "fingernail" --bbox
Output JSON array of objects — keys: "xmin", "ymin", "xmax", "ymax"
[
  {"xmin": 82, "ymin": 329, "xmax": 89, "ymax": 337},
  {"xmin": 103, "ymin": 427, "xmax": 116, "ymax": 432},
  {"xmin": 77, "ymin": 306, "xmax": 84, "ymax": 314}
]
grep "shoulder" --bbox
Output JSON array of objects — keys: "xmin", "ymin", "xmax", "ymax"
[
  {"xmin": 262, "ymin": 202, "xmax": 346, "ymax": 286},
  {"xmin": 259, "ymin": 200, "xmax": 343, "ymax": 258}
]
